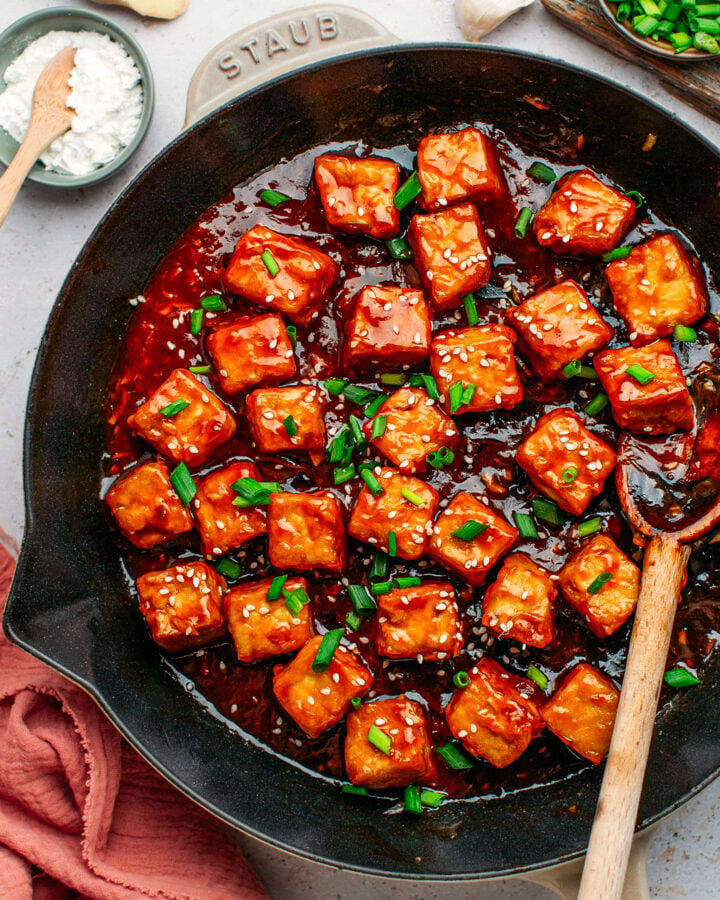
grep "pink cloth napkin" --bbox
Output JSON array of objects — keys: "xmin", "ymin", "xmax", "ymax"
[{"xmin": 0, "ymin": 538, "xmax": 268, "ymax": 900}]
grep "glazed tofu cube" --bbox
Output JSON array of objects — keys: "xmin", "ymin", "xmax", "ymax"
[
  {"xmin": 193, "ymin": 460, "xmax": 267, "ymax": 558},
  {"xmin": 445, "ymin": 658, "xmax": 543, "ymax": 768},
  {"xmin": 273, "ymin": 636, "xmax": 372, "ymax": 738},
  {"xmin": 224, "ymin": 224, "xmax": 339, "ymax": 325},
  {"xmin": 246, "ymin": 385, "xmax": 325, "ymax": 454},
  {"xmin": 417, "ymin": 127, "xmax": 504, "ymax": 210},
  {"xmin": 347, "ymin": 467, "xmax": 439, "ymax": 560},
  {"xmin": 481, "ymin": 553, "xmax": 557, "ymax": 648},
  {"xmin": 430, "ymin": 325, "xmax": 523, "ymax": 414},
  {"xmin": 559, "ymin": 535, "xmax": 641, "ymax": 637},
  {"xmin": 506, "ymin": 280, "xmax": 613, "ymax": 380},
  {"xmin": 223, "ymin": 576, "xmax": 313, "ymax": 663},
  {"xmin": 344, "ymin": 696, "xmax": 435, "ymax": 788},
  {"xmin": 105, "ymin": 460, "xmax": 193, "ymax": 549},
  {"xmin": 409, "ymin": 203, "xmax": 491, "ymax": 311},
  {"xmin": 206, "ymin": 313, "xmax": 296, "ymax": 394},
  {"xmin": 427, "ymin": 491, "xmax": 517, "ymax": 586},
  {"xmin": 136, "ymin": 561, "xmax": 226, "ymax": 653},
  {"xmin": 606, "ymin": 234, "xmax": 708, "ymax": 346},
  {"xmin": 594, "ymin": 339, "xmax": 694, "ymax": 436},
  {"xmin": 533, "ymin": 169, "xmax": 635, "ymax": 256},
  {"xmin": 516, "ymin": 409, "xmax": 617, "ymax": 516},
  {"xmin": 343, "ymin": 285, "xmax": 431, "ymax": 370},
  {"xmin": 314, "ymin": 154, "xmax": 400, "ymax": 239},
  {"xmin": 364, "ymin": 387, "xmax": 460, "ymax": 474},
  {"xmin": 376, "ymin": 580, "xmax": 463, "ymax": 661},
  {"xmin": 541, "ymin": 663, "xmax": 619, "ymax": 764},
  {"xmin": 268, "ymin": 490, "xmax": 346, "ymax": 573},
  {"xmin": 128, "ymin": 368, "xmax": 236, "ymax": 466}
]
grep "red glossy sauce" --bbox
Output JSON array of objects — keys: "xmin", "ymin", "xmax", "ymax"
[{"xmin": 104, "ymin": 127, "xmax": 720, "ymax": 799}]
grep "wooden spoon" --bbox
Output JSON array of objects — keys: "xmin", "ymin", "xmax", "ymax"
[
  {"xmin": 578, "ymin": 394, "xmax": 720, "ymax": 900},
  {"xmin": 89, "ymin": 0, "xmax": 188, "ymax": 19},
  {"xmin": 0, "ymin": 46, "xmax": 76, "ymax": 229}
]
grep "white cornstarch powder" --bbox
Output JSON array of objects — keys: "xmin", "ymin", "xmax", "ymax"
[{"xmin": 0, "ymin": 30, "xmax": 143, "ymax": 176}]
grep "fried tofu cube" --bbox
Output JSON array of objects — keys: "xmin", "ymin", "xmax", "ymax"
[
  {"xmin": 193, "ymin": 460, "xmax": 267, "ymax": 558},
  {"xmin": 364, "ymin": 387, "xmax": 460, "ymax": 474},
  {"xmin": 273, "ymin": 636, "xmax": 372, "ymax": 739},
  {"xmin": 516, "ymin": 409, "xmax": 617, "ymax": 516},
  {"xmin": 136, "ymin": 561, "xmax": 226, "ymax": 653},
  {"xmin": 224, "ymin": 224, "xmax": 339, "ymax": 325},
  {"xmin": 344, "ymin": 696, "xmax": 435, "ymax": 788},
  {"xmin": 343, "ymin": 285, "xmax": 431, "ymax": 370},
  {"xmin": 541, "ymin": 663, "xmax": 619, "ymax": 764},
  {"xmin": 347, "ymin": 467, "xmax": 439, "ymax": 560},
  {"xmin": 445, "ymin": 658, "xmax": 543, "ymax": 768},
  {"xmin": 430, "ymin": 325, "xmax": 523, "ymax": 414},
  {"xmin": 106, "ymin": 460, "xmax": 193, "ymax": 549},
  {"xmin": 376, "ymin": 580, "xmax": 463, "ymax": 661},
  {"xmin": 127, "ymin": 368, "xmax": 236, "ymax": 465},
  {"xmin": 559, "ymin": 535, "xmax": 640, "ymax": 637},
  {"xmin": 533, "ymin": 169, "xmax": 635, "ymax": 256},
  {"xmin": 594, "ymin": 339, "xmax": 694, "ymax": 435},
  {"xmin": 223, "ymin": 576, "xmax": 313, "ymax": 663},
  {"xmin": 268, "ymin": 490, "xmax": 346, "ymax": 573},
  {"xmin": 246, "ymin": 385, "xmax": 325, "ymax": 454},
  {"xmin": 506, "ymin": 280, "xmax": 613, "ymax": 380},
  {"xmin": 206, "ymin": 313, "xmax": 296, "ymax": 394},
  {"xmin": 417, "ymin": 127, "xmax": 505, "ymax": 210},
  {"xmin": 481, "ymin": 553, "xmax": 557, "ymax": 648},
  {"xmin": 428, "ymin": 491, "xmax": 517, "ymax": 586},
  {"xmin": 409, "ymin": 203, "xmax": 491, "ymax": 311},
  {"xmin": 606, "ymin": 234, "xmax": 708, "ymax": 346},
  {"xmin": 314, "ymin": 154, "xmax": 400, "ymax": 239}
]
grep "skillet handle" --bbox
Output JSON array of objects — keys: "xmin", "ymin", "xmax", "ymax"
[{"xmin": 184, "ymin": 5, "xmax": 398, "ymax": 128}]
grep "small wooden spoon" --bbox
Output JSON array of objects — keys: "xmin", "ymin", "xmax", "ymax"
[
  {"xmin": 89, "ymin": 0, "xmax": 188, "ymax": 19},
  {"xmin": 578, "ymin": 411, "xmax": 720, "ymax": 899},
  {"xmin": 0, "ymin": 46, "xmax": 76, "ymax": 228}
]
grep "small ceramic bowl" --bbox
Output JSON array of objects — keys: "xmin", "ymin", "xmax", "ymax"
[
  {"xmin": 598, "ymin": 0, "xmax": 717, "ymax": 62},
  {"xmin": 0, "ymin": 7, "xmax": 154, "ymax": 187}
]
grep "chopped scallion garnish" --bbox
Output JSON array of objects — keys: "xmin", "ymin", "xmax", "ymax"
[
  {"xmin": 380, "ymin": 372, "xmax": 407, "ymax": 387},
  {"xmin": 578, "ymin": 517, "xmax": 602, "ymax": 537},
  {"xmin": 346, "ymin": 611, "xmax": 362, "ymax": 631},
  {"xmin": 333, "ymin": 463, "xmax": 355, "ymax": 485},
  {"xmin": 160, "ymin": 398, "xmax": 190, "ymax": 418},
  {"xmin": 408, "ymin": 373, "xmax": 440, "ymax": 400},
  {"xmin": 401, "ymin": 487, "xmax": 425, "ymax": 507},
  {"xmin": 388, "ymin": 530, "xmax": 397, "ymax": 557},
  {"xmin": 261, "ymin": 248, "xmax": 280, "ymax": 277},
  {"xmin": 603, "ymin": 246, "xmax": 632, "ymax": 262},
  {"xmin": 328, "ymin": 425, "xmax": 353, "ymax": 465},
  {"xmin": 514, "ymin": 206, "xmax": 533, "ymax": 239},
  {"xmin": 215, "ymin": 558, "xmax": 242, "ymax": 579},
  {"xmin": 563, "ymin": 359, "xmax": 597, "ymax": 380},
  {"xmin": 360, "ymin": 467, "xmax": 384, "ymax": 497},
  {"xmin": 435, "ymin": 742, "xmax": 473, "ymax": 770},
  {"xmin": 283, "ymin": 584, "xmax": 311, "ymax": 609},
  {"xmin": 350, "ymin": 696, "xmax": 363, "ymax": 710},
  {"xmin": 348, "ymin": 415, "xmax": 365, "ymax": 447},
  {"xmin": 231, "ymin": 476, "xmax": 281, "ymax": 506},
  {"xmin": 673, "ymin": 324, "xmax": 697, "ymax": 342},
  {"xmin": 312, "ymin": 628, "xmax": 344, "ymax": 672},
  {"xmin": 283, "ymin": 414, "xmax": 298, "ymax": 437},
  {"xmin": 419, "ymin": 789, "xmax": 446, "ymax": 808},
  {"xmin": 514, "ymin": 511, "xmax": 539, "ymax": 538},
  {"xmin": 348, "ymin": 584, "xmax": 377, "ymax": 616},
  {"xmin": 561, "ymin": 466, "xmax": 579, "ymax": 483},
  {"xmin": 368, "ymin": 724, "xmax": 392, "ymax": 755},
  {"xmin": 284, "ymin": 591, "xmax": 304, "ymax": 616},
  {"xmin": 533, "ymin": 497, "xmax": 562, "ymax": 526},
  {"xmin": 323, "ymin": 378, "xmax": 347, "ymax": 396},
  {"xmin": 260, "ymin": 188, "xmax": 290, "ymax": 208},
  {"xmin": 585, "ymin": 393, "xmax": 609, "ymax": 416},
  {"xmin": 449, "ymin": 380, "xmax": 473, "ymax": 414},
  {"xmin": 394, "ymin": 171, "xmax": 422, "ymax": 210},
  {"xmin": 452, "ymin": 520, "xmax": 488, "ymax": 541},
  {"xmin": 664, "ymin": 667, "xmax": 700, "ymax": 687},
  {"xmin": 588, "ymin": 571, "xmax": 613, "ymax": 594},
  {"xmin": 527, "ymin": 664, "xmax": 549, "ymax": 691},
  {"xmin": 626, "ymin": 190, "xmax": 644, "ymax": 208},
  {"xmin": 529, "ymin": 161, "xmax": 557, "ymax": 183},
  {"xmin": 394, "ymin": 576, "xmax": 421, "ymax": 589},
  {"xmin": 371, "ymin": 415, "xmax": 387, "ymax": 439},
  {"xmin": 463, "ymin": 293, "xmax": 479, "ymax": 326},
  {"xmin": 169, "ymin": 462, "xmax": 197, "ymax": 506},
  {"xmin": 343, "ymin": 384, "xmax": 381, "ymax": 407},
  {"xmin": 626, "ymin": 363, "xmax": 656, "ymax": 385},
  {"xmin": 385, "ymin": 236, "xmax": 413, "ymax": 259},
  {"xmin": 341, "ymin": 784, "xmax": 367, "ymax": 795},
  {"xmin": 201, "ymin": 294, "xmax": 227, "ymax": 311},
  {"xmin": 404, "ymin": 785, "xmax": 423, "ymax": 815},
  {"xmin": 286, "ymin": 325, "xmax": 297, "ymax": 348},
  {"xmin": 267, "ymin": 575, "xmax": 289, "ymax": 602},
  {"xmin": 188, "ymin": 364, "xmax": 211, "ymax": 374},
  {"xmin": 190, "ymin": 308, "xmax": 204, "ymax": 334},
  {"xmin": 370, "ymin": 550, "xmax": 389, "ymax": 582},
  {"xmin": 453, "ymin": 670, "xmax": 470, "ymax": 688},
  {"xmin": 364, "ymin": 393, "xmax": 386, "ymax": 418},
  {"xmin": 370, "ymin": 580, "xmax": 393, "ymax": 595},
  {"xmin": 426, "ymin": 446, "xmax": 455, "ymax": 470}
]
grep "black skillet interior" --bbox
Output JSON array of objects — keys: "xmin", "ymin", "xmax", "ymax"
[{"xmin": 5, "ymin": 46, "xmax": 720, "ymax": 879}]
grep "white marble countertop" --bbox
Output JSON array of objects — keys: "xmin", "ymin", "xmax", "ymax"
[{"xmin": 1, "ymin": 0, "xmax": 719, "ymax": 897}]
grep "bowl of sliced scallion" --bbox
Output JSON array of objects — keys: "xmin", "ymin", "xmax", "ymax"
[{"xmin": 599, "ymin": 0, "xmax": 720, "ymax": 59}]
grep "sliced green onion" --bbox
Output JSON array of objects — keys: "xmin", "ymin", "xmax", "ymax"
[
  {"xmin": 533, "ymin": 497, "xmax": 562, "ymax": 526},
  {"xmin": 673, "ymin": 324, "xmax": 697, "ymax": 342},
  {"xmin": 670, "ymin": 31, "xmax": 693, "ymax": 51},
  {"xmin": 633, "ymin": 14, "xmax": 661, "ymax": 36},
  {"xmin": 348, "ymin": 584, "xmax": 377, "ymax": 616},
  {"xmin": 260, "ymin": 188, "xmax": 290, "ymax": 207},
  {"xmin": 408, "ymin": 373, "xmax": 440, "ymax": 400},
  {"xmin": 426, "ymin": 446, "xmax": 455, "ymax": 469},
  {"xmin": 529, "ymin": 161, "xmax": 557, "ymax": 183},
  {"xmin": 626, "ymin": 363, "xmax": 656, "ymax": 385},
  {"xmin": 261, "ymin": 249, "xmax": 280, "ymax": 277},
  {"xmin": 386, "ymin": 236, "xmax": 413, "ymax": 259},
  {"xmin": 514, "ymin": 512, "xmax": 539, "ymax": 538},
  {"xmin": 286, "ymin": 325, "xmax": 297, "ymax": 348},
  {"xmin": 160, "ymin": 398, "xmax": 190, "ymax": 418},
  {"xmin": 449, "ymin": 381, "xmax": 466, "ymax": 414},
  {"xmin": 694, "ymin": 30, "xmax": 720, "ymax": 51},
  {"xmin": 452, "ymin": 520, "xmax": 489, "ymax": 540},
  {"xmin": 368, "ymin": 724, "xmax": 392, "ymax": 755},
  {"xmin": 585, "ymin": 393, "xmax": 610, "ymax": 416},
  {"xmin": 453, "ymin": 670, "xmax": 470, "ymax": 688},
  {"xmin": 588, "ymin": 571, "xmax": 613, "ymax": 594},
  {"xmin": 346, "ymin": 611, "xmax": 363, "ymax": 631},
  {"xmin": 562, "ymin": 465, "xmax": 579, "ymax": 483},
  {"xmin": 401, "ymin": 487, "xmax": 425, "ymax": 507},
  {"xmin": 341, "ymin": 784, "xmax": 367, "ymax": 795},
  {"xmin": 350, "ymin": 696, "xmax": 363, "ymax": 711},
  {"xmin": 563, "ymin": 359, "xmax": 582, "ymax": 379},
  {"xmin": 348, "ymin": 415, "xmax": 365, "ymax": 447},
  {"xmin": 578, "ymin": 516, "xmax": 602, "ymax": 537},
  {"xmin": 201, "ymin": 294, "xmax": 227, "ymax": 311},
  {"xmin": 616, "ymin": 1, "xmax": 632, "ymax": 20},
  {"xmin": 420, "ymin": 789, "xmax": 446, "ymax": 808},
  {"xmin": 283, "ymin": 584, "xmax": 311, "ymax": 607},
  {"xmin": 231, "ymin": 476, "xmax": 281, "ymax": 505},
  {"xmin": 283, "ymin": 414, "xmax": 298, "ymax": 437},
  {"xmin": 188, "ymin": 364, "xmax": 211, "ymax": 374},
  {"xmin": 393, "ymin": 576, "xmax": 422, "ymax": 589},
  {"xmin": 404, "ymin": 785, "xmax": 423, "ymax": 815},
  {"xmin": 364, "ymin": 393, "xmax": 386, "ymax": 418},
  {"xmin": 328, "ymin": 425, "xmax": 353, "ymax": 465},
  {"xmin": 388, "ymin": 530, "xmax": 397, "ymax": 557},
  {"xmin": 312, "ymin": 628, "xmax": 344, "ymax": 672},
  {"xmin": 603, "ymin": 246, "xmax": 632, "ymax": 262},
  {"xmin": 267, "ymin": 575, "xmax": 289, "ymax": 601},
  {"xmin": 333, "ymin": 464, "xmax": 356, "ymax": 485},
  {"xmin": 370, "ymin": 550, "xmax": 389, "ymax": 582},
  {"xmin": 664, "ymin": 667, "xmax": 700, "ymax": 687},
  {"xmin": 190, "ymin": 308, "xmax": 204, "ymax": 334},
  {"xmin": 370, "ymin": 580, "xmax": 393, "ymax": 595},
  {"xmin": 371, "ymin": 416, "xmax": 387, "ymax": 440},
  {"xmin": 514, "ymin": 207, "xmax": 533, "ymax": 239},
  {"xmin": 463, "ymin": 293, "xmax": 479, "ymax": 326},
  {"xmin": 169, "ymin": 462, "xmax": 197, "ymax": 505},
  {"xmin": 380, "ymin": 373, "xmax": 407, "ymax": 387},
  {"xmin": 360, "ymin": 467, "xmax": 384, "ymax": 497},
  {"xmin": 284, "ymin": 591, "xmax": 304, "ymax": 616},
  {"xmin": 527, "ymin": 664, "xmax": 549, "ymax": 691},
  {"xmin": 343, "ymin": 384, "xmax": 381, "ymax": 407},
  {"xmin": 394, "ymin": 171, "xmax": 422, "ymax": 210},
  {"xmin": 323, "ymin": 378, "xmax": 347, "ymax": 396},
  {"xmin": 435, "ymin": 742, "xmax": 473, "ymax": 770},
  {"xmin": 215, "ymin": 558, "xmax": 242, "ymax": 579}
]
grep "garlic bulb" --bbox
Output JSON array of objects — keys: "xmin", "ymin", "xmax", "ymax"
[{"xmin": 456, "ymin": 0, "xmax": 536, "ymax": 40}]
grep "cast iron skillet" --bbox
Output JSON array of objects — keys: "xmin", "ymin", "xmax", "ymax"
[{"xmin": 5, "ymin": 46, "xmax": 720, "ymax": 880}]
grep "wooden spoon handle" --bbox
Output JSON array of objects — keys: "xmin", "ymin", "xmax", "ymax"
[
  {"xmin": 578, "ymin": 534, "xmax": 690, "ymax": 900},
  {"xmin": 0, "ymin": 124, "xmax": 61, "ymax": 229}
]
